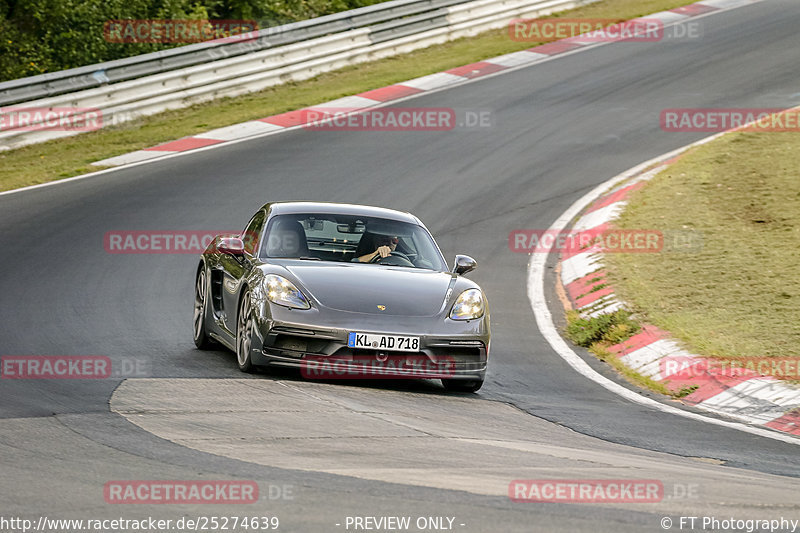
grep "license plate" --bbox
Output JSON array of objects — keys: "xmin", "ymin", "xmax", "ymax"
[{"xmin": 348, "ymin": 332, "xmax": 420, "ymax": 352}]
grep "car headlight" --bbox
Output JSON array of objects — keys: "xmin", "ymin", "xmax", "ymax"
[
  {"xmin": 264, "ymin": 275, "xmax": 310, "ymax": 309},
  {"xmin": 449, "ymin": 289, "xmax": 484, "ymax": 320}
]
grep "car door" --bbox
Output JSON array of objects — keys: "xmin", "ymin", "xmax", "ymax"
[{"xmin": 219, "ymin": 209, "xmax": 266, "ymax": 334}]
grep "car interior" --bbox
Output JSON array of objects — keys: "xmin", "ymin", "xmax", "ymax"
[{"xmin": 259, "ymin": 214, "xmax": 439, "ymax": 269}]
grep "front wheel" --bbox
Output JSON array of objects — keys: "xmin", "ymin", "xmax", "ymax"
[
  {"xmin": 236, "ymin": 290, "xmax": 256, "ymax": 373},
  {"xmin": 441, "ymin": 378, "xmax": 484, "ymax": 393},
  {"xmin": 193, "ymin": 267, "xmax": 214, "ymax": 349}
]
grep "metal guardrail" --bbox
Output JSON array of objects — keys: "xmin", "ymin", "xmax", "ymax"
[
  {"xmin": 0, "ymin": 0, "xmax": 469, "ymax": 106},
  {"xmin": 0, "ymin": 0, "xmax": 598, "ymax": 150}
]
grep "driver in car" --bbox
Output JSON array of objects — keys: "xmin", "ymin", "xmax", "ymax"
[{"xmin": 357, "ymin": 235, "xmax": 399, "ymax": 263}]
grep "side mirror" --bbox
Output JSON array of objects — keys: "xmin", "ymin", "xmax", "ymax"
[
  {"xmin": 452, "ymin": 255, "xmax": 477, "ymax": 276},
  {"xmin": 218, "ymin": 237, "xmax": 245, "ymax": 256}
]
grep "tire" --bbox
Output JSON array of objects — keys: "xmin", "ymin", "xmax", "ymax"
[
  {"xmin": 193, "ymin": 267, "xmax": 214, "ymax": 349},
  {"xmin": 236, "ymin": 290, "xmax": 256, "ymax": 373},
  {"xmin": 441, "ymin": 378, "xmax": 484, "ymax": 393}
]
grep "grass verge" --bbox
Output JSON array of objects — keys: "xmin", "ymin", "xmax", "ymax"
[
  {"xmin": 603, "ymin": 130, "xmax": 800, "ymax": 366},
  {"xmin": 1, "ymin": 0, "xmax": 697, "ymax": 192},
  {"xmin": 564, "ymin": 309, "xmax": 701, "ymax": 397},
  {"xmin": 563, "ymin": 309, "xmax": 678, "ymax": 397}
]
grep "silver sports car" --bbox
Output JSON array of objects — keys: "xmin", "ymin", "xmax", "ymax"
[{"xmin": 193, "ymin": 202, "xmax": 489, "ymax": 392}]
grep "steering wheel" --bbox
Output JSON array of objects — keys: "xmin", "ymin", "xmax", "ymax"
[{"xmin": 369, "ymin": 250, "xmax": 414, "ymax": 267}]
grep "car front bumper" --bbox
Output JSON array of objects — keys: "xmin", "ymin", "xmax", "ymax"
[{"xmin": 249, "ymin": 314, "xmax": 488, "ymax": 381}]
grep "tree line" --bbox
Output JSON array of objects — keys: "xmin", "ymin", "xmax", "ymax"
[{"xmin": 0, "ymin": 0, "xmax": 389, "ymax": 82}]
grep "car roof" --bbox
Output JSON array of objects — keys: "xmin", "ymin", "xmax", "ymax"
[{"xmin": 263, "ymin": 202, "xmax": 421, "ymax": 225}]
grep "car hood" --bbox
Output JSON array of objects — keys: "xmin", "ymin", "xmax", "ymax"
[{"xmin": 282, "ymin": 263, "xmax": 455, "ymax": 316}]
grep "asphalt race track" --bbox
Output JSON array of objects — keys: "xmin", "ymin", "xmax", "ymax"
[{"xmin": 2, "ymin": 1, "xmax": 800, "ymax": 531}]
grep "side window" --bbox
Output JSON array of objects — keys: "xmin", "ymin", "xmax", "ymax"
[{"xmin": 242, "ymin": 210, "xmax": 266, "ymax": 255}]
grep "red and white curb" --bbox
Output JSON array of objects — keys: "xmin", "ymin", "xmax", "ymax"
[
  {"xmin": 91, "ymin": 0, "xmax": 756, "ymax": 168},
  {"xmin": 557, "ymin": 149, "xmax": 800, "ymax": 436}
]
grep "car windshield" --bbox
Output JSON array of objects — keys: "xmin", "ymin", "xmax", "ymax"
[{"xmin": 260, "ymin": 213, "xmax": 448, "ymax": 271}]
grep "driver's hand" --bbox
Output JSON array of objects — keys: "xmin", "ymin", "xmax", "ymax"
[{"xmin": 376, "ymin": 245, "xmax": 391, "ymax": 258}]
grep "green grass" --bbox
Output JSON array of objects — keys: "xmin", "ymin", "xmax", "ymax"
[
  {"xmin": 603, "ymin": 131, "xmax": 800, "ymax": 362},
  {"xmin": 0, "ymin": 0, "xmax": 697, "ymax": 192},
  {"xmin": 563, "ymin": 309, "xmax": 680, "ymax": 396},
  {"xmin": 565, "ymin": 308, "xmax": 640, "ymax": 347}
]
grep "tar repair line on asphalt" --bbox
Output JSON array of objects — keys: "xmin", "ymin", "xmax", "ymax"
[
  {"xmin": 2, "ymin": 0, "xmax": 789, "ymax": 444},
  {"xmin": 527, "ymin": 134, "xmax": 800, "ymax": 447},
  {"xmin": 0, "ymin": 0, "xmax": 764, "ymax": 198}
]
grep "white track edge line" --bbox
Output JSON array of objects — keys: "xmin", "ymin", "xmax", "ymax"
[
  {"xmin": 527, "ymin": 141, "xmax": 800, "ymax": 446},
  {"xmin": 0, "ymin": 0, "xmax": 764, "ymax": 198}
]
